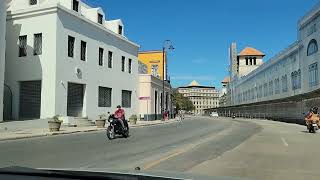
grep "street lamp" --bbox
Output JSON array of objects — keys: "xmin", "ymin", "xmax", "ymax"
[{"xmin": 162, "ymin": 40, "xmax": 174, "ymax": 121}]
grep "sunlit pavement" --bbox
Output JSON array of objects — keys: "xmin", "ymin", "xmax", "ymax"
[
  {"xmin": 189, "ymin": 118, "xmax": 320, "ymax": 180},
  {"xmin": 0, "ymin": 117, "xmax": 317, "ymax": 179}
]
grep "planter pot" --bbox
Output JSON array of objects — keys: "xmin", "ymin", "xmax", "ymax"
[
  {"xmin": 96, "ymin": 119, "xmax": 106, "ymax": 128},
  {"xmin": 130, "ymin": 118, "xmax": 137, "ymax": 125},
  {"xmin": 48, "ymin": 121, "xmax": 62, "ymax": 132}
]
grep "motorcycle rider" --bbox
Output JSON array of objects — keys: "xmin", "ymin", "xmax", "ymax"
[
  {"xmin": 305, "ymin": 106, "xmax": 320, "ymax": 129},
  {"xmin": 114, "ymin": 105, "xmax": 126, "ymax": 130}
]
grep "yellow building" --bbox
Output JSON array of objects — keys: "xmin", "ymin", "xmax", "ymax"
[{"xmin": 138, "ymin": 50, "xmax": 167, "ymax": 80}]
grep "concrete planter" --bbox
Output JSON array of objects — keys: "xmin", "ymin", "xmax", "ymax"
[
  {"xmin": 95, "ymin": 119, "xmax": 106, "ymax": 128},
  {"xmin": 48, "ymin": 121, "xmax": 62, "ymax": 132}
]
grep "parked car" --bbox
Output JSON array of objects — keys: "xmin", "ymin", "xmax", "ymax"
[{"xmin": 210, "ymin": 112, "xmax": 219, "ymax": 117}]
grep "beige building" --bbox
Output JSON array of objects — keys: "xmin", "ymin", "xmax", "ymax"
[
  {"xmin": 138, "ymin": 74, "xmax": 172, "ymax": 120},
  {"xmin": 178, "ymin": 80, "xmax": 219, "ymax": 115}
]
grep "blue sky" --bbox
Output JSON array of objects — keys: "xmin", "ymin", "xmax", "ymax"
[{"xmin": 84, "ymin": 0, "xmax": 319, "ymax": 89}]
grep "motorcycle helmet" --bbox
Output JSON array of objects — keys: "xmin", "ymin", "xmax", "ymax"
[
  {"xmin": 312, "ymin": 106, "xmax": 318, "ymax": 114},
  {"xmin": 117, "ymin": 105, "xmax": 121, "ymax": 109}
]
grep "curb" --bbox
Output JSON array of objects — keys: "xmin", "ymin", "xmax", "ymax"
[{"xmin": 0, "ymin": 120, "xmax": 178, "ymax": 142}]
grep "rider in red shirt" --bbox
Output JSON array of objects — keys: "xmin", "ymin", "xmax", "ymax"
[{"xmin": 114, "ymin": 105, "xmax": 126, "ymax": 130}]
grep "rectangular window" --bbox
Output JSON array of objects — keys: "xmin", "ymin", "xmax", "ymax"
[
  {"xmin": 33, "ymin": 33, "xmax": 42, "ymax": 55},
  {"xmin": 108, "ymin": 51, "xmax": 113, "ymax": 68},
  {"xmin": 151, "ymin": 64, "xmax": 159, "ymax": 77},
  {"xmin": 19, "ymin": 35, "xmax": 27, "ymax": 57},
  {"xmin": 68, "ymin": 36, "xmax": 75, "ymax": 58},
  {"xmin": 274, "ymin": 78, "xmax": 280, "ymax": 94},
  {"xmin": 121, "ymin": 56, "xmax": 125, "ymax": 72},
  {"xmin": 128, "ymin": 59, "xmax": 132, "ymax": 74},
  {"xmin": 99, "ymin": 48, "xmax": 104, "ymax": 66},
  {"xmin": 118, "ymin": 25, "xmax": 123, "ymax": 35},
  {"xmin": 263, "ymin": 83, "xmax": 268, "ymax": 97},
  {"xmin": 269, "ymin": 80, "xmax": 273, "ymax": 95},
  {"xmin": 98, "ymin": 87, "xmax": 112, "ymax": 107},
  {"xmin": 98, "ymin": 13, "xmax": 103, "ymax": 24},
  {"xmin": 122, "ymin": 90, "xmax": 132, "ymax": 108},
  {"xmin": 80, "ymin": 41, "xmax": 86, "ymax": 61},
  {"xmin": 30, "ymin": 0, "xmax": 37, "ymax": 5},
  {"xmin": 282, "ymin": 75, "xmax": 288, "ymax": 92},
  {"xmin": 72, "ymin": 0, "xmax": 79, "ymax": 12},
  {"xmin": 309, "ymin": 63, "xmax": 318, "ymax": 87},
  {"xmin": 292, "ymin": 70, "xmax": 301, "ymax": 90}
]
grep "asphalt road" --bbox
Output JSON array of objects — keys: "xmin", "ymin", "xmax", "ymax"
[{"xmin": 0, "ymin": 117, "xmax": 260, "ymax": 175}]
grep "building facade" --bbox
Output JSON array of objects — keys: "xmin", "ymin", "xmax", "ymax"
[
  {"xmin": 4, "ymin": 0, "xmax": 139, "ymax": 122},
  {"xmin": 138, "ymin": 51, "xmax": 168, "ymax": 80},
  {"xmin": 178, "ymin": 81, "xmax": 219, "ymax": 115},
  {"xmin": 138, "ymin": 74, "xmax": 172, "ymax": 120},
  {"xmin": 0, "ymin": 0, "xmax": 11, "ymax": 122},
  {"xmin": 226, "ymin": 2, "xmax": 320, "ymax": 108}
]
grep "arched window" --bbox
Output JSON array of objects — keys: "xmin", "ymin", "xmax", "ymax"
[{"xmin": 307, "ymin": 39, "xmax": 318, "ymax": 56}]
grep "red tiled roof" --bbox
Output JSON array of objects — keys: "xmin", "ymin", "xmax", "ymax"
[{"xmin": 239, "ymin": 47, "xmax": 265, "ymax": 56}]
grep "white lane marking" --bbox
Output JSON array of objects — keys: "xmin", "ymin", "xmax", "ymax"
[{"xmin": 281, "ymin": 137, "xmax": 289, "ymax": 147}]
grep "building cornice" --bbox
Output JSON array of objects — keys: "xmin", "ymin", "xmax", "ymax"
[{"xmin": 6, "ymin": 3, "xmax": 139, "ymax": 48}]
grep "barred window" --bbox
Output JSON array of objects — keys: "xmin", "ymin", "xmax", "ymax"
[
  {"xmin": 99, "ymin": 48, "xmax": 104, "ymax": 66},
  {"xmin": 309, "ymin": 62, "xmax": 318, "ymax": 87},
  {"xmin": 81, "ymin": 41, "xmax": 86, "ymax": 61},
  {"xmin": 68, "ymin": 36, "xmax": 75, "ymax": 57},
  {"xmin": 122, "ymin": 90, "xmax": 132, "ymax": 108},
  {"xmin": 263, "ymin": 83, "xmax": 268, "ymax": 97},
  {"xmin": 274, "ymin": 78, "xmax": 280, "ymax": 94},
  {"xmin": 291, "ymin": 70, "xmax": 301, "ymax": 90},
  {"xmin": 121, "ymin": 56, "xmax": 125, "ymax": 72},
  {"xmin": 33, "ymin": 33, "xmax": 42, "ymax": 55},
  {"xmin": 98, "ymin": 13, "xmax": 103, "ymax": 24},
  {"xmin": 19, "ymin": 35, "xmax": 27, "ymax": 57},
  {"xmin": 282, "ymin": 75, "xmax": 288, "ymax": 92},
  {"xmin": 128, "ymin": 59, "xmax": 132, "ymax": 73},
  {"xmin": 73, "ymin": 0, "xmax": 79, "ymax": 12},
  {"xmin": 307, "ymin": 39, "xmax": 318, "ymax": 56},
  {"xmin": 269, "ymin": 81, "xmax": 274, "ymax": 95},
  {"xmin": 30, "ymin": 0, "xmax": 37, "ymax": 5},
  {"xmin": 108, "ymin": 51, "xmax": 113, "ymax": 68},
  {"xmin": 98, "ymin": 87, "xmax": 112, "ymax": 107}
]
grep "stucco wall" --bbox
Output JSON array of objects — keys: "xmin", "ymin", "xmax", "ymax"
[
  {"xmin": 5, "ymin": 8, "xmax": 58, "ymax": 120},
  {"xmin": 0, "ymin": 0, "xmax": 7, "ymax": 121},
  {"xmin": 56, "ymin": 8, "xmax": 139, "ymax": 120}
]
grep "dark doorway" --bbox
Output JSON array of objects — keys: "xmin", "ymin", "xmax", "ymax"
[
  {"xmin": 19, "ymin": 81, "xmax": 42, "ymax": 119},
  {"xmin": 67, "ymin": 83, "xmax": 84, "ymax": 117}
]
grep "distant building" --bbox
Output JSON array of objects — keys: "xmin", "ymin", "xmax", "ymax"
[
  {"xmin": 178, "ymin": 80, "xmax": 219, "ymax": 115},
  {"xmin": 138, "ymin": 50, "xmax": 168, "ymax": 80},
  {"xmin": 219, "ymin": 77, "xmax": 230, "ymax": 107}
]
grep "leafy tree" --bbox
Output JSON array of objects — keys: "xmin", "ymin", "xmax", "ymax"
[{"xmin": 173, "ymin": 90, "xmax": 195, "ymax": 111}]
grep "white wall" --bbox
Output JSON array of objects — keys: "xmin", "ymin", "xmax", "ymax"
[
  {"xmin": 5, "ymin": 7, "xmax": 58, "ymax": 120},
  {"xmin": 56, "ymin": 8, "xmax": 139, "ymax": 120},
  {"xmin": 0, "ymin": 0, "xmax": 8, "ymax": 122}
]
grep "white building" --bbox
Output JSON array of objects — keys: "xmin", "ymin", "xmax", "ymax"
[
  {"xmin": 227, "ymin": 2, "xmax": 320, "ymax": 107},
  {"xmin": 178, "ymin": 81, "xmax": 219, "ymax": 115},
  {"xmin": 138, "ymin": 74, "xmax": 172, "ymax": 121},
  {"xmin": 4, "ymin": 0, "xmax": 140, "ymax": 122}
]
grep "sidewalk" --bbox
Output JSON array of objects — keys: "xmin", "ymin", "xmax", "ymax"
[{"xmin": 0, "ymin": 118, "xmax": 178, "ymax": 141}]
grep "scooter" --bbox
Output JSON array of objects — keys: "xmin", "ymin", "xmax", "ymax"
[{"xmin": 106, "ymin": 114, "xmax": 129, "ymax": 140}]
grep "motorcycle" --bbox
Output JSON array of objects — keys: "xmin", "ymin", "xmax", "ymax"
[
  {"xmin": 307, "ymin": 120, "xmax": 319, "ymax": 133},
  {"xmin": 106, "ymin": 114, "xmax": 129, "ymax": 140}
]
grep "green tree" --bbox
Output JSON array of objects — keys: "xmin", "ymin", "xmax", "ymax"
[{"xmin": 173, "ymin": 90, "xmax": 195, "ymax": 112}]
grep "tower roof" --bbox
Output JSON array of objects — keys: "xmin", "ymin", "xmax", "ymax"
[
  {"xmin": 188, "ymin": 80, "xmax": 200, "ymax": 86},
  {"xmin": 239, "ymin": 47, "xmax": 265, "ymax": 56},
  {"xmin": 221, "ymin": 76, "xmax": 230, "ymax": 84}
]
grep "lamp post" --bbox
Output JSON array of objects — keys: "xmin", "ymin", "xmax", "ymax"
[{"xmin": 162, "ymin": 40, "xmax": 174, "ymax": 121}]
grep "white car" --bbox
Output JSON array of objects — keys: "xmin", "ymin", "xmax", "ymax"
[{"xmin": 210, "ymin": 112, "xmax": 219, "ymax": 117}]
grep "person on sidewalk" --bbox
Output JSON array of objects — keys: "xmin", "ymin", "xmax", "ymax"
[{"xmin": 114, "ymin": 105, "xmax": 126, "ymax": 130}]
